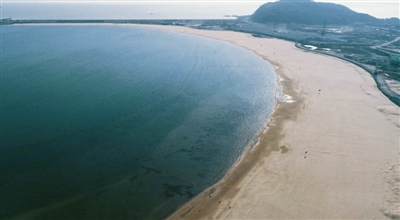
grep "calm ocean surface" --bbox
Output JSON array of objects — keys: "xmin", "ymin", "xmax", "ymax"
[
  {"xmin": 0, "ymin": 25, "xmax": 276, "ymax": 219},
  {"xmin": 1, "ymin": 2, "xmax": 260, "ymax": 20}
]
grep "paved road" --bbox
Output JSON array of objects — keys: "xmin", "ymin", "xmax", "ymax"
[
  {"xmin": 375, "ymin": 73, "xmax": 400, "ymax": 106},
  {"xmin": 372, "ymin": 36, "xmax": 400, "ymax": 49}
]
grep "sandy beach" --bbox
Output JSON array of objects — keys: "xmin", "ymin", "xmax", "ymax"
[{"xmin": 134, "ymin": 25, "xmax": 400, "ymax": 219}]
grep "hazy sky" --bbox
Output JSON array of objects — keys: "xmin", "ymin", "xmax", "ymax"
[{"xmin": 1, "ymin": 0, "xmax": 399, "ymax": 19}]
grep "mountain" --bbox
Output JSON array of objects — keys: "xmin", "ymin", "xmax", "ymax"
[{"xmin": 250, "ymin": 0, "xmax": 379, "ymax": 25}]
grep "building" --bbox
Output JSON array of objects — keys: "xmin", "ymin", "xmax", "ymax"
[{"xmin": 389, "ymin": 53, "xmax": 400, "ymax": 66}]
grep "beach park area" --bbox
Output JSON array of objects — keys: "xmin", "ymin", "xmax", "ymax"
[{"xmin": 139, "ymin": 25, "xmax": 400, "ymax": 219}]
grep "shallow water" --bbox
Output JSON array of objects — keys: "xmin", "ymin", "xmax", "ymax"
[{"xmin": 0, "ymin": 25, "xmax": 276, "ymax": 219}]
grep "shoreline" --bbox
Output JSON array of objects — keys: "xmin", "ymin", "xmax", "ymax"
[
  {"xmin": 136, "ymin": 25, "xmax": 400, "ymax": 219},
  {"xmin": 140, "ymin": 24, "xmax": 306, "ymax": 219},
  {"xmin": 167, "ymin": 68, "xmax": 304, "ymax": 219}
]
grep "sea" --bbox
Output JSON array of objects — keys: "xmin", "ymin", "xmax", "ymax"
[
  {"xmin": 0, "ymin": 25, "xmax": 276, "ymax": 219},
  {"xmin": 1, "ymin": 2, "xmax": 261, "ymax": 20}
]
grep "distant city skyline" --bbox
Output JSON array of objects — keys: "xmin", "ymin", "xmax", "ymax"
[{"xmin": 1, "ymin": 0, "xmax": 399, "ymax": 19}]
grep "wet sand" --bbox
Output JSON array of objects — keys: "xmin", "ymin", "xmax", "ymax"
[{"xmin": 138, "ymin": 25, "xmax": 400, "ymax": 219}]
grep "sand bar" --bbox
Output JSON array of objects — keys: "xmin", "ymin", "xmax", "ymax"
[{"xmin": 135, "ymin": 25, "xmax": 400, "ymax": 219}]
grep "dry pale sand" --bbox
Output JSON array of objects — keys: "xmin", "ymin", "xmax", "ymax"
[{"xmin": 137, "ymin": 25, "xmax": 400, "ymax": 219}]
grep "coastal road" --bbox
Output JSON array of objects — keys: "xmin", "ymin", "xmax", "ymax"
[
  {"xmin": 372, "ymin": 36, "xmax": 400, "ymax": 49},
  {"xmin": 375, "ymin": 73, "xmax": 400, "ymax": 106}
]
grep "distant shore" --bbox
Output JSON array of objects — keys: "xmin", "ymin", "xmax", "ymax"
[{"xmin": 136, "ymin": 25, "xmax": 400, "ymax": 219}]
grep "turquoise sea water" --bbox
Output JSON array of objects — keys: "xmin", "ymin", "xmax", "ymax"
[{"xmin": 0, "ymin": 25, "xmax": 276, "ymax": 219}]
